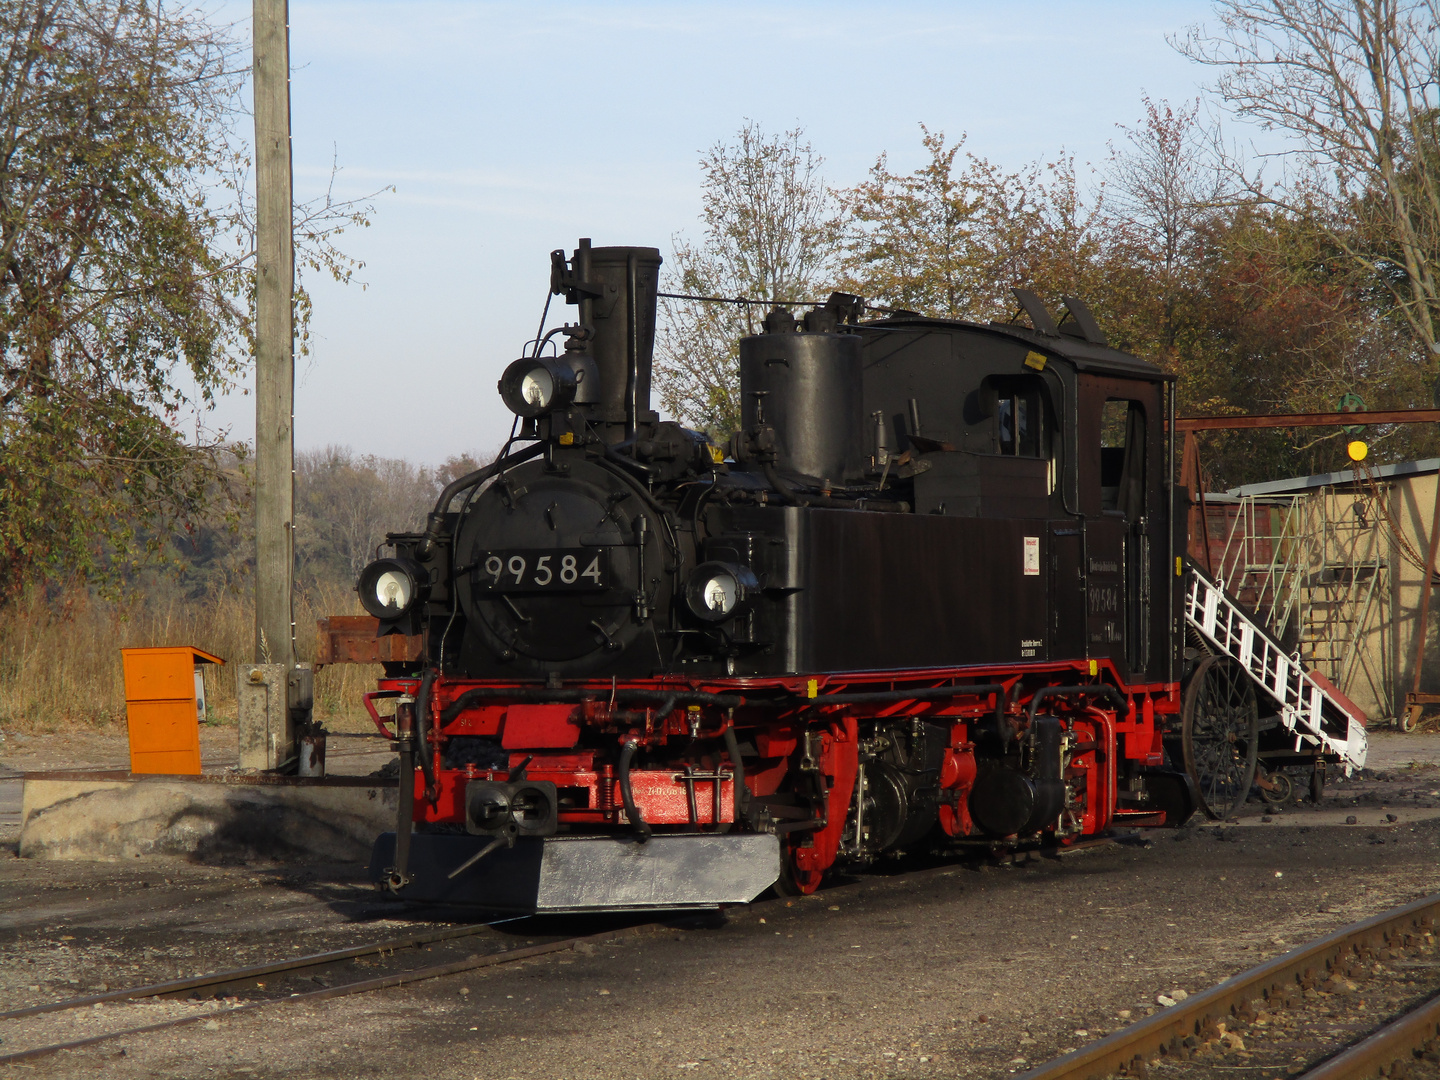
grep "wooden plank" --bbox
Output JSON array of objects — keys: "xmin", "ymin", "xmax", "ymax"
[{"xmin": 314, "ymin": 617, "xmax": 423, "ymax": 670}]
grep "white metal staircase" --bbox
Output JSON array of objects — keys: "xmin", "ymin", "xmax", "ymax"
[{"xmin": 1184, "ymin": 564, "xmax": 1368, "ymax": 773}]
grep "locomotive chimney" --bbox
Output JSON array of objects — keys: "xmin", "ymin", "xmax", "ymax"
[{"xmin": 555, "ymin": 241, "xmax": 662, "ymax": 442}]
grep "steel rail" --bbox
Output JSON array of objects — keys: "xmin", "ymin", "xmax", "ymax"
[
  {"xmin": 0, "ymin": 831, "xmax": 1135, "ymax": 1066},
  {"xmin": 1299, "ymin": 992, "xmax": 1440, "ymax": 1080},
  {"xmin": 0, "ymin": 917, "xmax": 524, "ymax": 1022},
  {"xmin": 0, "ymin": 829, "xmax": 1142, "ymax": 1067},
  {"xmin": 0, "ymin": 923, "xmax": 657, "ymax": 1066},
  {"xmin": 1015, "ymin": 891, "xmax": 1440, "ymax": 1080}
]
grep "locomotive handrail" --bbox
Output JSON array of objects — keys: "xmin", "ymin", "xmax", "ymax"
[
  {"xmin": 1183, "ymin": 561, "xmax": 1367, "ymax": 772},
  {"xmin": 362, "ymin": 689, "xmax": 403, "ymax": 738},
  {"xmin": 439, "ymin": 681, "xmax": 1031, "ymax": 726},
  {"xmin": 417, "ymin": 441, "xmax": 548, "ymax": 556},
  {"xmin": 798, "ymin": 683, "xmax": 1004, "ymax": 705},
  {"xmin": 760, "ymin": 460, "xmax": 910, "ymax": 512}
]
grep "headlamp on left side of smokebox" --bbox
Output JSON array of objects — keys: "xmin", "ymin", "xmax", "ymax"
[{"xmin": 358, "ymin": 556, "xmax": 430, "ymax": 620}]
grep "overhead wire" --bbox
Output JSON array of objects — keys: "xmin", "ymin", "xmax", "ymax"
[
  {"xmin": 659, "ymin": 290, "xmax": 816, "ymax": 307},
  {"xmin": 658, "ymin": 290, "xmax": 895, "ymax": 314}
]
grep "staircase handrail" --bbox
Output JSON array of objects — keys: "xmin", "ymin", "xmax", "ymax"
[{"xmin": 1184, "ymin": 561, "xmax": 1368, "ymax": 773}]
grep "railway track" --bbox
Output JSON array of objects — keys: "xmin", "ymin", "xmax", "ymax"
[
  {"xmin": 0, "ymin": 915, "xmax": 657, "ymax": 1065},
  {"xmin": 0, "ymin": 831, "xmax": 1133, "ymax": 1067},
  {"xmin": 1019, "ymin": 893, "xmax": 1440, "ymax": 1080}
]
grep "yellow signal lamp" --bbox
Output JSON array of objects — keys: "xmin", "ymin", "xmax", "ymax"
[{"xmin": 1346, "ymin": 439, "xmax": 1368, "ymax": 462}]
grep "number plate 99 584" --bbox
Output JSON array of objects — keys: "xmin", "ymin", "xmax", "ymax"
[{"xmin": 474, "ymin": 549, "xmax": 608, "ymax": 591}]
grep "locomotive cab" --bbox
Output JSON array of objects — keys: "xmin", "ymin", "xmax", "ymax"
[
  {"xmin": 854, "ymin": 308, "xmax": 1180, "ymax": 688},
  {"xmin": 699, "ymin": 301, "xmax": 1182, "ymax": 687}
]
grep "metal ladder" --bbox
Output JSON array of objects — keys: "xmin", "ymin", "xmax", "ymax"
[
  {"xmin": 1184, "ymin": 563, "xmax": 1368, "ymax": 773},
  {"xmin": 1210, "ymin": 489, "xmax": 1389, "ymax": 720}
]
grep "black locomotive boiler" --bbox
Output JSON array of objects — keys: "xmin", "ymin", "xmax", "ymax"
[{"xmin": 360, "ymin": 239, "xmax": 1196, "ymax": 910}]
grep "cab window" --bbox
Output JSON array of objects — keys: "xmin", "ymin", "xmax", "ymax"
[
  {"xmin": 1100, "ymin": 399, "xmax": 1145, "ymax": 517},
  {"xmin": 992, "ymin": 377, "xmax": 1048, "ymax": 458}
]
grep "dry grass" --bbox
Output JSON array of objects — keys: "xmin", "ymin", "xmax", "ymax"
[{"xmin": 0, "ymin": 583, "xmax": 382, "ymax": 735}]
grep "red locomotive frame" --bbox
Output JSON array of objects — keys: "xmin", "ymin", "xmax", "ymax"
[{"xmin": 367, "ymin": 660, "xmax": 1181, "ymax": 894}]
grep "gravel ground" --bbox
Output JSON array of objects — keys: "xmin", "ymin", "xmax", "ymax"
[
  {"xmin": 0, "ymin": 733, "xmax": 1437, "ymax": 1080},
  {"xmin": 1138, "ymin": 925, "xmax": 1440, "ymax": 1080}
]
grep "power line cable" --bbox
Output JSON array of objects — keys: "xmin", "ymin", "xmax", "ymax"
[{"xmin": 658, "ymin": 290, "xmax": 894, "ymax": 314}]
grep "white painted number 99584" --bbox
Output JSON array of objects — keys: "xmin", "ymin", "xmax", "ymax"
[{"xmin": 478, "ymin": 549, "xmax": 606, "ymax": 591}]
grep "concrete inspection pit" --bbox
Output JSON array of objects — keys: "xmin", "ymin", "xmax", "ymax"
[{"xmin": 18, "ymin": 771, "xmax": 395, "ymax": 865}]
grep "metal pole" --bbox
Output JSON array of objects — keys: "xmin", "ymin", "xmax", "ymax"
[
  {"xmin": 1405, "ymin": 474, "xmax": 1440, "ymax": 729},
  {"xmin": 1174, "ymin": 407, "xmax": 1440, "ymax": 431},
  {"xmin": 1167, "ymin": 380, "xmax": 1176, "ymax": 684},
  {"xmin": 1180, "ymin": 431, "xmax": 1215, "ymax": 578},
  {"xmin": 241, "ymin": 0, "xmax": 298, "ymax": 770}
]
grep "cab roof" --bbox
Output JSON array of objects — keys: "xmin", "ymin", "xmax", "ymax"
[{"xmin": 857, "ymin": 313, "xmax": 1172, "ymax": 383}]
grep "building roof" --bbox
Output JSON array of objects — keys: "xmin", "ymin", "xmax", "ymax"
[{"xmin": 1227, "ymin": 457, "xmax": 1440, "ymax": 497}]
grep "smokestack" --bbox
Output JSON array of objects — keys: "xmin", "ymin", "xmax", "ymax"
[{"xmin": 559, "ymin": 243, "xmax": 662, "ymax": 441}]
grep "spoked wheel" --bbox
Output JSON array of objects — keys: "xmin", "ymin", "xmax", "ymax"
[
  {"xmin": 1259, "ymin": 769, "xmax": 1293, "ymax": 806},
  {"xmin": 1182, "ymin": 655, "xmax": 1260, "ymax": 819}
]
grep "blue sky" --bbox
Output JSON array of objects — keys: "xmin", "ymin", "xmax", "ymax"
[{"xmin": 198, "ymin": 0, "xmax": 1225, "ymax": 464}]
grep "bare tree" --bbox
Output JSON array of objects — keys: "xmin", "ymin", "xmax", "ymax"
[
  {"xmin": 1104, "ymin": 96, "xmax": 1234, "ymax": 352},
  {"xmin": 294, "ymin": 448, "xmax": 436, "ymax": 585},
  {"xmin": 655, "ymin": 122, "xmax": 842, "ymax": 436},
  {"xmin": 1176, "ymin": 0, "xmax": 1440, "ymax": 356},
  {"xmin": 1107, "ymin": 97, "xmax": 1231, "ymax": 280}
]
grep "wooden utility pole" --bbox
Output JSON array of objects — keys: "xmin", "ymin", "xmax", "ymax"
[
  {"xmin": 241, "ymin": 0, "xmax": 301, "ymax": 770},
  {"xmin": 253, "ymin": 0, "xmax": 294, "ymax": 670}
]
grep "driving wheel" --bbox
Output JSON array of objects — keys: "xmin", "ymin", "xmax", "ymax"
[{"xmin": 1182, "ymin": 655, "xmax": 1260, "ymax": 819}]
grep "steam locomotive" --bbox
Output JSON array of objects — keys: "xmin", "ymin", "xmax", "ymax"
[{"xmin": 360, "ymin": 240, "xmax": 1198, "ymax": 911}]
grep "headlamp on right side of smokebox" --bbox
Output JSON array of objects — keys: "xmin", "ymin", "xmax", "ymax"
[
  {"xmin": 498, "ymin": 356, "xmax": 577, "ymax": 418},
  {"xmin": 357, "ymin": 556, "xmax": 430, "ymax": 624},
  {"xmin": 685, "ymin": 561, "xmax": 759, "ymax": 623}
]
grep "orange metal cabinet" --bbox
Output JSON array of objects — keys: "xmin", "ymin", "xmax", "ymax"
[{"xmin": 121, "ymin": 647, "xmax": 225, "ymax": 775}]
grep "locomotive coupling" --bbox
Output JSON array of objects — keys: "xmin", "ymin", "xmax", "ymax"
[{"xmin": 464, "ymin": 779, "xmax": 559, "ymax": 839}]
